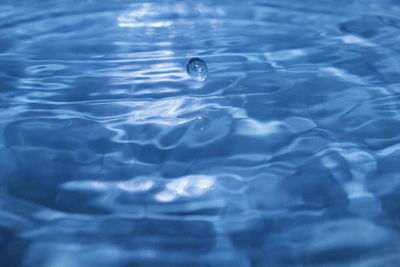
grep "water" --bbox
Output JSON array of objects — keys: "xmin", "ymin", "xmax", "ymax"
[
  {"xmin": 1, "ymin": 0, "xmax": 400, "ymax": 266},
  {"xmin": 187, "ymin": 57, "xmax": 208, "ymax": 81}
]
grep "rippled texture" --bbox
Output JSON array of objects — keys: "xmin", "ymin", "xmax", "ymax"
[{"xmin": 1, "ymin": 0, "xmax": 400, "ymax": 266}]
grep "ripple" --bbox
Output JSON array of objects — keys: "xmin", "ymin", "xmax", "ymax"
[
  {"xmin": 2, "ymin": 0, "xmax": 400, "ymax": 266},
  {"xmin": 25, "ymin": 64, "xmax": 67, "ymax": 76}
]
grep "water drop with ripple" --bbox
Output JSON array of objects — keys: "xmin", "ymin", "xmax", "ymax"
[{"xmin": 186, "ymin": 57, "xmax": 208, "ymax": 81}]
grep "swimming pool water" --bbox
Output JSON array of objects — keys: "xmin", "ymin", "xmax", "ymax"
[{"xmin": 1, "ymin": 0, "xmax": 400, "ymax": 266}]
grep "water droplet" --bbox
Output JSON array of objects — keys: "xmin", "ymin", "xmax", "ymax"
[{"xmin": 186, "ymin": 57, "xmax": 208, "ymax": 81}]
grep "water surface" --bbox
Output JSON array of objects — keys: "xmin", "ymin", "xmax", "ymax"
[{"xmin": 1, "ymin": 0, "xmax": 400, "ymax": 266}]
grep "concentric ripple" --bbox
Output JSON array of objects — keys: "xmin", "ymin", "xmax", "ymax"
[{"xmin": 1, "ymin": 0, "xmax": 400, "ymax": 266}]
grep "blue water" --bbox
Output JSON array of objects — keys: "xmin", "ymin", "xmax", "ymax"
[{"xmin": 1, "ymin": 0, "xmax": 400, "ymax": 266}]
